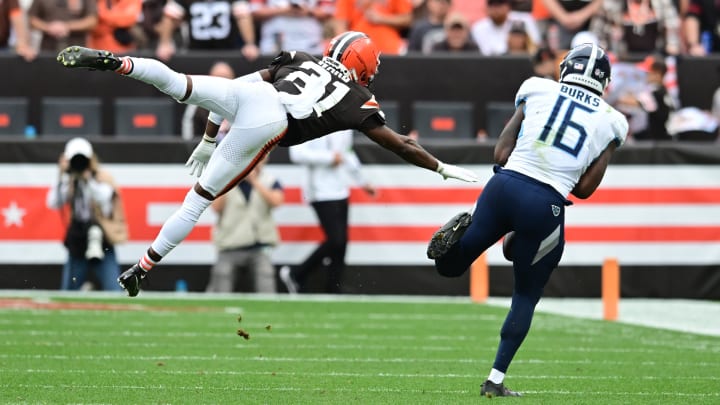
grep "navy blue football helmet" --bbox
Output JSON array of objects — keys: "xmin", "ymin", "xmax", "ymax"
[{"xmin": 559, "ymin": 43, "xmax": 611, "ymax": 96}]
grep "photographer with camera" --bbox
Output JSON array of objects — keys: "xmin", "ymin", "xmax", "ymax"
[{"xmin": 46, "ymin": 138, "xmax": 128, "ymax": 291}]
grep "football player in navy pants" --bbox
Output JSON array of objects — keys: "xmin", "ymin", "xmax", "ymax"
[{"xmin": 427, "ymin": 42, "xmax": 629, "ymax": 397}]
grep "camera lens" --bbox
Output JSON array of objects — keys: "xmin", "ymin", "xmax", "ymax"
[{"xmin": 69, "ymin": 154, "xmax": 90, "ymax": 173}]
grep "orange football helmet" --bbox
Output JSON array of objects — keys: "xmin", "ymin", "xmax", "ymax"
[{"xmin": 323, "ymin": 31, "xmax": 380, "ymax": 87}]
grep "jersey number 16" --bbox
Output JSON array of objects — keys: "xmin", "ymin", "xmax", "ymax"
[{"xmin": 538, "ymin": 95, "xmax": 593, "ymax": 157}]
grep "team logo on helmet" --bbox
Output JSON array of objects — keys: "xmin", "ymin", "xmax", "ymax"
[
  {"xmin": 559, "ymin": 42, "xmax": 612, "ymax": 95},
  {"xmin": 323, "ymin": 31, "xmax": 380, "ymax": 87}
]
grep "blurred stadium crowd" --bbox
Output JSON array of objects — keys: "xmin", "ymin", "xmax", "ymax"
[
  {"xmin": 2, "ymin": 0, "xmax": 718, "ymax": 60},
  {"xmin": 1, "ymin": 0, "xmax": 719, "ymax": 141}
]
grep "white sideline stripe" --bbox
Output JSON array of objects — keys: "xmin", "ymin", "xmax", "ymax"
[
  {"xmin": 487, "ymin": 298, "xmax": 720, "ymax": 337},
  {"xmin": 1, "ymin": 241, "xmax": 719, "ymax": 265},
  {"xmin": 5, "ymin": 164, "xmax": 720, "ymax": 187}
]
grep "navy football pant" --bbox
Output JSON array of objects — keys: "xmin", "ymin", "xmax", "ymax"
[{"xmin": 435, "ymin": 167, "xmax": 567, "ymax": 373}]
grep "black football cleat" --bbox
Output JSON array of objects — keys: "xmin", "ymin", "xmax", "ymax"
[
  {"xmin": 117, "ymin": 264, "xmax": 147, "ymax": 297},
  {"xmin": 426, "ymin": 212, "xmax": 472, "ymax": 260},
  {"xmin": 481, "ymin": 380, "xmax": 522, "ymax": 397},
  {"xmin": 56, "ymin": 46, "xmax": 122, "ymax": 71}
]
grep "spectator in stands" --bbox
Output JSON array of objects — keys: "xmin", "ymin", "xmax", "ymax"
[
  {"xmin": 449, "ymin": 0, "xmax": 484, "ymax": 25},
  {"xmin": 87, "ymin": 0, "xmax": 143, "ymax": 53},
  {"xmin": 181, "ymin": 61, "xmax": 235, "ymax": 140},
  {"xmin": 505, "ymin": 19, "xmax": 535, "ymax": 55},
  {"xmin": 590, "ymin": 0, "xmax": 681, "ymax": 57},
  {"xmin": 532, "ymin": 45, "xmax": 557, "ymax": 78},
  {"xmin": 0, "ymin": 0, "xmax": 36, "ymax": 61},
  {"xmin": 205, "ymin": 155, "xmax": 283, "ymax": 293},
  {"xmin": 430, "ymin": 12, "xmax": 478, "ymax": 52},
  {"xmin": 531, "ymin": 0, "xmax": 552, "ymax": 43},
  {"xmin": 410, "ymin": 0, "xmax": 427, "ymax": 20},
  {"xmin": 470, "ymin": 0, "xmax": 540, "ymax": 56},
  {"xmin": 280, "ymin": 129, "xmax": 376, "ymax": 294},
  {"xmin": 683, "ymin": 0, "xmax": 719, "ymax": 55},
  {"xmin": 251, "ymin": 0, "xmax": 334, "ymax": 56},
  {"xmin": 406, "ymin": 0, "xmax": 451, "ymax": 54},
  {"xmin": 46, "ymin": 137, "xmax": 127, "ymax": 291},
  {"xmin": 333, "ymin": 0, "xmax": 414, "ymax": 55},
  {"xmin": 617, "ymin": 55, "xmax": 675, "ymax": 141},
  {"xmin": 28, "ymin": 0, "xmax": 98, "ymax": 51},
  {"xmin": 136, "ymin": 0, "xmax": 167, "ymax": 50},
  {"xmin": 155, "ymin": 0, "xmax": 259, "ymax": 61},
  {"xmin": 541, "ymin": 0, "xmax": 603, "ymax": 50}
]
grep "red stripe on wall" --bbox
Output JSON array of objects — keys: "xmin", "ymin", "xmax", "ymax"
[
  {"xmin": 276, "ymin": 225, "xmax": 720, "ymax": 242},
  {"xmin": 4, "ymin": 186, "xmax": 720, "ymax": 207},
  {"xmin": 117, "ymin": 187, "xmax": 720, "ymax": 205},
  {"xmin": 2, "ymin": 187, "xmax": 719, "ymax": 243},
  {"xmin": 572, "ymin": 188, "xmax": 720, "ymax": 204},
  {"xmin": 352, "ymin": 187, "xmax": 720, "ymax": 204}
]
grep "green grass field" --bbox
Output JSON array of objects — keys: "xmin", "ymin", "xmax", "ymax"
[{"xmin": 0, "ymin": 293, "xmax": 718, "ymax": 404}]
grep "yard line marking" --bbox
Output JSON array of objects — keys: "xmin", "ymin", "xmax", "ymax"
[
  {"xmin": 0, "ymin": 384, "xmax": 472, "ymax": 395},
  {"xmin": 2, "ymin": 339, "xmax": 710, "ymax": 354},
  {"xmin": 5, "ymin": 368, "xmax": 720, "ymax": 381},
  {"xmin": 1, "ymin": 327, "xmax": 714, "ymax": 353},
  {"xmin": 1, "ymin": 383, "xmax": 718, "ymax": 398},
  {"xmin": 0, "ymin": 340, "xmax": 459, "ymax": 352},
  {"xmin": 0, "ymin": 329, "xmax": 499, "ymax": 342},
  {"xmin": 0, "ymin": 353, "xmax": 718, "ymax": 367}
]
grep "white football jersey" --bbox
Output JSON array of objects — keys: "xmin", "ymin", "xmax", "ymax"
[{"xmin": 504, "ymin": 77, "xmax": 628, "ymax": 197}]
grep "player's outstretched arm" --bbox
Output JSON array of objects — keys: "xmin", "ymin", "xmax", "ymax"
[
  {"xmin": 363, "ymin": 125, "xmax": 479, "ymax": 182},
  {"xmin": 494, "ymin": 103, "xmax": 524, "ymax": 166},
  {"xmin": 571, "ymin": 141, "xmax": 617, "ymax": 199}
]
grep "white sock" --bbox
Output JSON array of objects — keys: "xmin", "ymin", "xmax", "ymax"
[
  {"xmin": 488, "ymin": 368, "xmax": 505, "ymax": 384},
  {"xmin": 122, "ymin": 57, "xmax": 188, "ymax": 100},
  {"xmin": 150, "ymin": 188, "xmax": 212, "ymax": 258}
]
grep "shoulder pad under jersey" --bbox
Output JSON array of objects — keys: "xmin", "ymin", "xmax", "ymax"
[
  {"xmin": 515, "ymin": 77, "xmax": 555, "ymax": 107},
  {"xmin": 609, "ymin": 108, "xmax": 629, "ymax": 147}
]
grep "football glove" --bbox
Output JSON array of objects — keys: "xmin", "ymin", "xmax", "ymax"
[
  {"xmin": 186, "ymin": 134, "xmax": 216, "ymax": 177},
  {"xmin": 436, "ymin": 161, "xmax": 479, "ymax": 183}
]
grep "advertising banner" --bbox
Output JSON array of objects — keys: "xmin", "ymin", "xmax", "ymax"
[{"xmin": 2, "ymin": 163, "xmax": 719, "ymax": 267}]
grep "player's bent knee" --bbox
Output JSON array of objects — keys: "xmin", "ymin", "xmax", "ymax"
[{"xmin": 193, "ymin": 183, "xmax": 215, "ymax": 200}]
